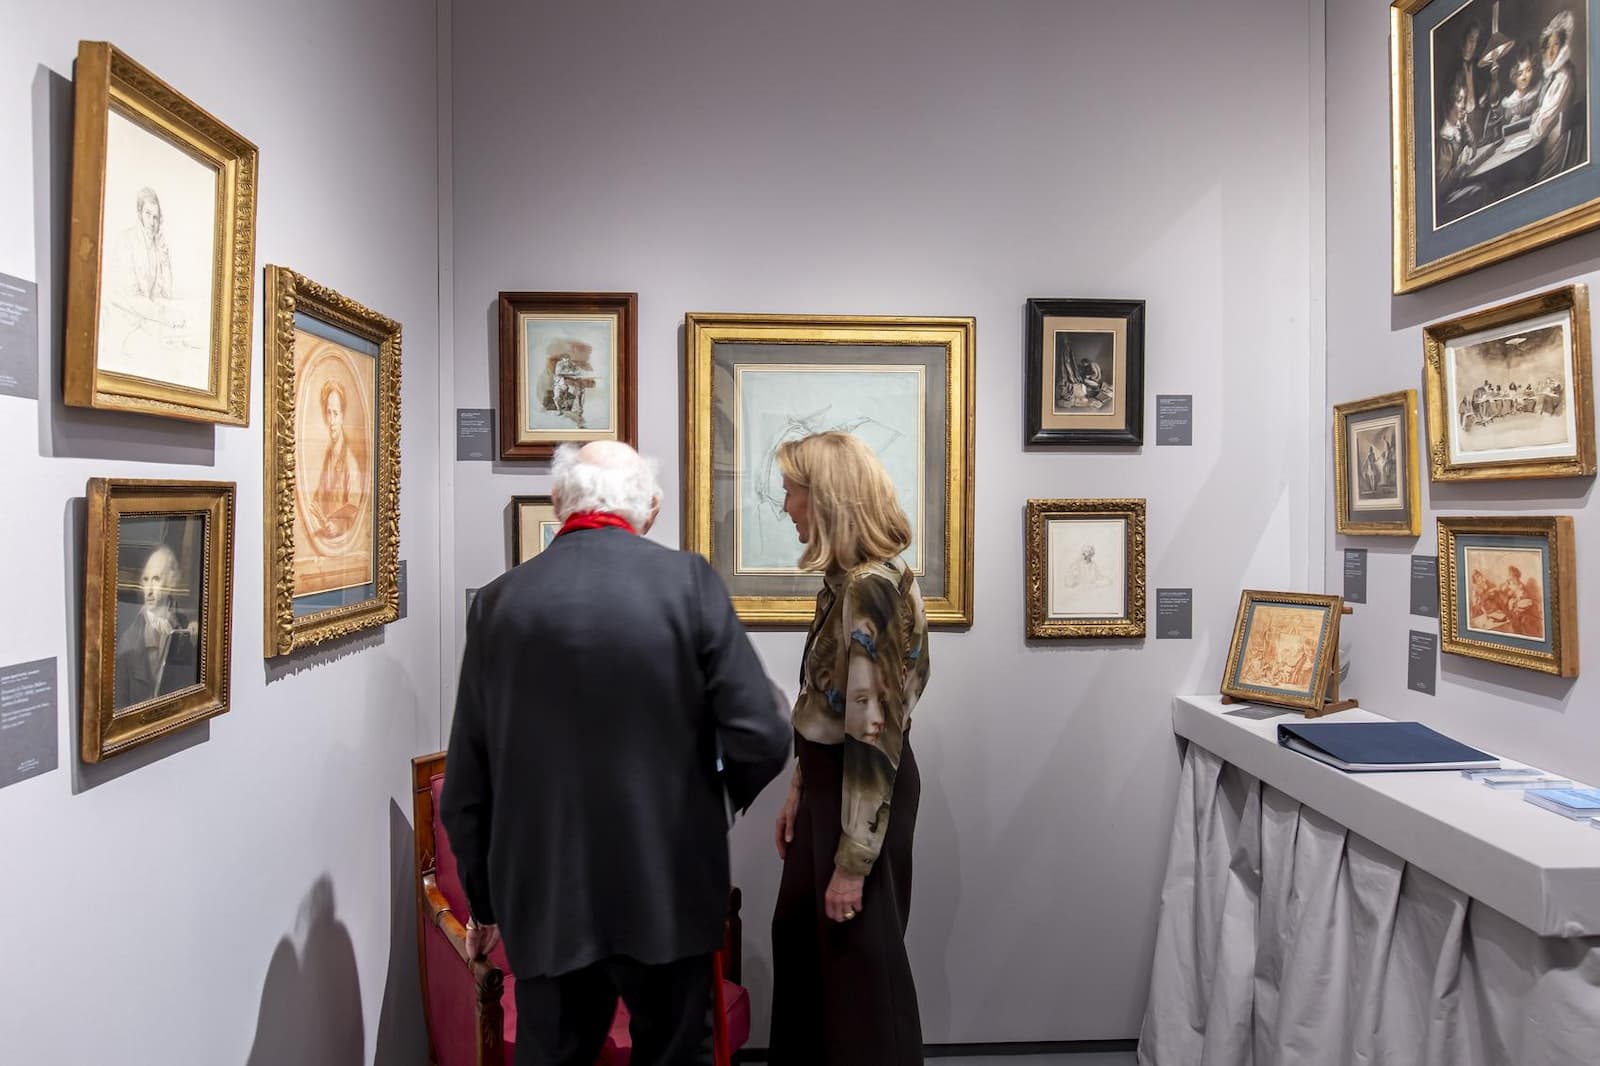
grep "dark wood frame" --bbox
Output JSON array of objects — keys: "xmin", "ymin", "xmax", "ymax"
[
  {"xmin": 497, "ymin": 291, "xmax": 638, "ymax": 461},
  {"xmin": 1025, "ymin": 298, "xmax": 1145, "ymax": 446}
]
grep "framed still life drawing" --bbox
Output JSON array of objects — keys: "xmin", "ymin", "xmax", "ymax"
[
  {"xmin": 1024, "ymin": 299, "xmax": 1145, "ymax": 445},
  {"xmin": 1423, "ymin": 284, "xmax": 1595, "ymax": 480},
  {"xmin": 1438, "ymin": 515, "xmax": 1577, "ymax": 675},
  {"xmin": 1024, "ymin": 499, "xmax": 1146, "ymax": 638},
  {"xmin": 81, "ymin": 478, "xmax": 235, "ymax": 762},
  {"xmin": 684, "ymin": 313, "xmax": 976, "ymax": 626},
  {"xmin": 511, "ymin": 495, "xmax": 561, "ymax": 566},
  {"xmin": 64, "ymin": 42, "xmax": 257, "ymax": 424},
  {"xmin": 1392, "ymin": 0, "xmax": 1600, "ymax": 292},
  {"xmin": 1333, "ymin": 390, "xmax": 1422, "ymax": 535},
  {"xmin": 1221, "ymin": 591, "xmax": 1344, "ymax": 712},
  {"xmin": 263, "ymin": 266, "xmax": 402, "ymax": 657},
  {"xmin": 497, "ymin": 291, "xmax": 637, "ymax": 460}
]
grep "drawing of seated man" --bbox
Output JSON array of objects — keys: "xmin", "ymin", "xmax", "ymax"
[
  {"xmin": 537, "ymin": 338, "xmax": 597, "ymax": 427},
  {"xmin": 103, "ymin": 187, "xmax": 204, "ymax": 374}
]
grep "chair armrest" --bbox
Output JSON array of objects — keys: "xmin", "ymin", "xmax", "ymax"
[{"xmin": 422, "ymin": 872, "xmax": 502, "ymax": 991}]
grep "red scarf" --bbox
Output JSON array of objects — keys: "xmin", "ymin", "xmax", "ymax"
[{"xmin": 557, "ymin": 511, "xmax": 637, "ymax": 537}]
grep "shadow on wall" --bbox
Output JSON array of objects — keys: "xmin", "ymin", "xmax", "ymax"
[
  {"xmin": 245, "ymin": 877, "xmax": 365, "ymax": 1066},
  {"xmin": 376, "ymin": 799, "xmax": 430, "ymax": 1066}
]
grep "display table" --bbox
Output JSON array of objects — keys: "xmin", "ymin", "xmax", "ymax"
[{"xmin": 1138, "ymin": 694, "xmax": 1600, "ymax": 1066}]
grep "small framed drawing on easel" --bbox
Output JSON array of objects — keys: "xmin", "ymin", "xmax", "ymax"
[{"xmin": 1221, "ymin": 590, "xmax": 1355, "ymax": 717}]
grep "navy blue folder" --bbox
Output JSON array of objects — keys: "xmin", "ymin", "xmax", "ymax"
[{"xmin": 1277, "ymin": 721, "xmax": 1499, "ymax": 773}]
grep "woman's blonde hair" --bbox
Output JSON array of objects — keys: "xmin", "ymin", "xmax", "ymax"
[{"xmin": 776, "ymin": 432, "xmax": 911, "ymax": 572}]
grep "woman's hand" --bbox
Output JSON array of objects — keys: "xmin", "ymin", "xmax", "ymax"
[
  {"xmin": 774, "ymin": 773, "xmax": 801, "ymax": 859},
  {"xmin": 825, "ymin": 867, "xmax": 864, "ymax": 923}
]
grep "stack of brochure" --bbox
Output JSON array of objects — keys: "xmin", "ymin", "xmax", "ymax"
[
  {"xmin": 1522, "ymin": 787, "xmax": 1600, "ymax": 820},
  {"xmin": 1461, "ymin": 767, "xmax": 1574, "ymax": 790}
]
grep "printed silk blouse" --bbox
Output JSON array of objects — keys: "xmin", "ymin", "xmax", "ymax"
[{"xmin": 793, "ymin": 557, "xmax": 930, "ymax": 876}]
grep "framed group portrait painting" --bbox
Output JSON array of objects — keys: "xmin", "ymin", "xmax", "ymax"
[
  {"xmin": 1024, "ymin": 298, "xmax": 1145, "ymax": 445},
  {"xmin": 1438, "ymin": 514, "xmax": 1578, "ymax": 675},
  {"xmin": 1024, "ymin": 499, "xmax": 1146, "ymax": 638},
  {"xmin": 511, "ymin": 495, "xmax": 561, "ymax": 567},
  {"xmin": 1333, "ymin": 390, "xmax": 1422, "ymax": 535},
  {"xmin": 683, "ymin": 312, "xmax": 976, "ymax": 626},
  {"xmin": 1221, "ymin": 590, "xmax": 1344, "ymax": 713}
]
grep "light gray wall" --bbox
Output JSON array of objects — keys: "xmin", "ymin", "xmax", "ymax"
[
  {"xmin": 0, "ymin": 2, "xmax": 444, "ymax": 1063},
  {"xmin": 450, "ymin": 0, "xmax": 1323, "ymax": 1043},
  {"xmin": 1327, "ymin": 2, "xmax": 1600, "ymax": 787}
]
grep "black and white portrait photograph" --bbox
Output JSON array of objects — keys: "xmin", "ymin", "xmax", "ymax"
[
  {"xmin": 1053, "ymin": 330, "xmax": 1117, "ymax": 414},
  {"xmin": 112, "ymin": 513, "xmax": 206, "ymax": 712}
]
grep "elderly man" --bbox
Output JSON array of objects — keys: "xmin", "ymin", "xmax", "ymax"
[{"xmin": 442, "ymin": 440, "xmax": 791, "ymax": 1065}]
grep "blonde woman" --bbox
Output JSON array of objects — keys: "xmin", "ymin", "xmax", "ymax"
[{"xmin": 769, "ymin": 432, "xmax": 930, "ymax": 1065}]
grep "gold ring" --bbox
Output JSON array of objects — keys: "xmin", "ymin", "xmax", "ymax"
[{"xmin": 844, "ymin": 910, "xmax": 856, "ymax": 919}]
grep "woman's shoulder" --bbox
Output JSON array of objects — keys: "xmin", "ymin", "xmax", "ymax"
[{"xmin": 844, "ymin": 556, "xmax": 907, "ymax": 587}]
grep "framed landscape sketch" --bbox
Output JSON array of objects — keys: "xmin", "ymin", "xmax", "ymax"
[
  {"xmin": 1438, "ymin": 515, "xmax": 1577, "ymax": 675},
  {"xmin": 1423, "ymin": 284, "xmax": 1595, "ymax": 480},
  {"xmin": 263, "ymin": 266, "xmax": 401, "ymax": 657},
  {"xmin": 511, "ymin": 495, "xmax": 561, "ymax": 566},
  {"xmin": 64, "ymin": 42, "xmax": 257, "ymax": 424},
  {"xmin": 1221, "ymin": 590, "xmax": 1343, "ymax": 712},
  {"xmin": 1024, "ymin": 499, "xmax": 1146, "ymax": 638},
  {"xmin": 81, "ymin": 479, "xmax": 234, "ymax": 761},
  {"xmin": 684, "ymin": 313, "xmax": 975, "ymax": 626},
  {"xmin": 1333, "ymin": 390, "xmax": 1422, "ymax": 535},
  {"xmin": 1024, "ymin": 299, "xmax": 1145, "ymax": 445},
  {"xmin": 497, "ymin": 291, "xmax": 637, "ymax": 460},
  {"xmin": 1392, "ymin": 0, "xmax": 1600, "ymax": 292}
]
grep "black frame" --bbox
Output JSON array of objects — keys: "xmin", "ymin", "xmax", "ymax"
[{"xmin": 1025, "ymin": 298, "xmax": 1145, "ymax": 446}]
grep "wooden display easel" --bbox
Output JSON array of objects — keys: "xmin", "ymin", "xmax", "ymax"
[{"xmin": 1223, "ymin": 605, "xmax": 1358, "ymax": 718}]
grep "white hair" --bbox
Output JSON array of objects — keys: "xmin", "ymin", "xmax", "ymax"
[{"xmin": 550, "ymin": 442, "xmax": 661, "ymax": 530}]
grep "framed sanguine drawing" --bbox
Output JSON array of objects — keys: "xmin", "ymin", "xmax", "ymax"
[
  {"xmin": 1438, "ymin": 515, "xmax": 1577, "ymax": 675},
  {"xmin": 1392, "ymin": 1, "xmax": 1600, "ymax": 292},
  {"xmin": 1221, "ymin": 591, "xmax": 1344, "ymax": 712},
  {"xmin": 1423, "ymin": 284, "xmax": 1595, "ymax": 480},
  {"xmin": 511, "ymin": 495, "xmax": 561, "ymax": 566},
  {"xmin": 1024, "ymin": 299, "xmax": 1145, "ymax": 445},
  {"xmin": 497, "ymin": 292, "xmax": 637, "ymax": 460},
  {"xmin": 81, "ymin": 479, "xmax": 234, "ymax": 762},
  {"xmin": 1333, "ymin": 390, "xmax": 1423, "ymax": 535},
  {"xmin": 263, "ymin": 266, "xmax": 402, "ymax": 657},
  {"xmin": 1024, "ymin": 499, "xmax": 1146, "ymax": 638},
  {"xmin": 64, "ymin": 42, "xmax": 257, "ymax": 424},
  {"xmin": 684, "ymin": 313, "xmax": 976, "ymax": 626}
]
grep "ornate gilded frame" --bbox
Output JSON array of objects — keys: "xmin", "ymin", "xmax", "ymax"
[
  {"xmin": 263, "ymin": 266, "xmax": 402, "ymax": 656},
  {"xmin": 1333, "ymin": 390, "xmax": 1422, "ymax": 535},
  {"xmin": 1438, "ymin": 515, "xmax": 1578, "ymax": 676},
  {"xmin": 684, "ymin": 312, "xmax": 976, "ymax": 626},
  {"xmin": 510, "ymin": 494, "xmax": 559, "ymax": 567},
  {"xmin": 1024, "ymin": 498, "xmax": 1146, "ymax": 638},
  {"xmin": 64, "ymin": 42, "xmax": 257, "ymax": 424},
  {"xmin": 1220, "ymin": 590, "xmax": 1344, "ymax": 712},
  {"xmin": 81, "ymin": 478, "xmax": 235, "ymax": 762}
]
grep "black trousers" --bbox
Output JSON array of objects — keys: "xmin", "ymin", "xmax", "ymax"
[{"xmin": 513, "ymin": 953, "xmax": 714, "ymax": 1066}]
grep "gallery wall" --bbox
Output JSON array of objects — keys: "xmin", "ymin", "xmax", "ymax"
[
  {"xmin": 449, "ymin": 0, "xmax": 1325, "ymax": 1044},
  {"xmin": 1326, "ymin": 1, "xmax": 1600, "ymax": 788},
  {"xmin": 0, "ymin": 2, "xmax": 445, "ymax": 1063}
]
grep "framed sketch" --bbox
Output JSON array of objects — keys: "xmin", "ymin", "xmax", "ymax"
[
  {"xmin": 684, "ymin": 312, "xmax": 976, "ymax": 626},
  {"xmin": 1333, "ymin": 390, "xmax": 1423, "ymax": 535},
  {"xmin": 1392, "ymin": 1, "xmax": 1600, "ymax": 292},
  {"xmin": 1423, "ymin": 284, "xmax": 1596, "ymax": 480},
  {"xmin": 63, "ymin": 42, "xmax": 257, "ymax": 424},
  {"xmin": 1024, "ymin": 499, "xmax": 1146, "ymax": 638},
  {"xmin": 81, "ymin": 479, "xmax": 234, "ymax": 762},
  {"xmin": 511, "ymin": 495, "xmax": 561, "ymax": 566},
  {"xmin": 263, "ymin": 266, "xmax": 402, "ymax": 657},
  {"xmin": 1438, "ymin": 515, "xmax": 1578, "ymax": 675},
  {"xmin": 1024, "ymin": 299, "xmax": 1145, "ymax": 445},
  {"xmin": 497, "ymin": 291, "xmax": 637, "ymax": 460},
  {"xmin": 1221, "ymin": 591, "xmax": 1344, "ymax": 712}
]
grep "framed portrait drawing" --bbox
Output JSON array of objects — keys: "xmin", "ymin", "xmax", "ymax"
[
  {"xmin": 1423, "ymin": 284, "xmax": 1596, "ymax": 480},
  {"xmin": 497, "ymin": 291, "xmax": 637, "ymax": 461},
  {"xmin": 1024, "ymin": 299, "xmax": 1145, "ymax": 445},
  {"xmin": 684, "ymin": 313, "xmax": 976, "ymax": 626},
  {"xmin": 511, "ymin": 495, "xmax": 561, "ymax": 566},
  {"xmin": 1221, "ymin": 591, "xmax": 1344, "ymax": 713},
  {"xmin": 64, "ymin": 42, "xmax": 257, "ymax": 424},
  {"xmin": 263, "ymin": 266, "xmax": 402, "ymax": 657},
  {"xmin": 1024, "ymin": 499, "xmax": 1146, "ymax": 638},
  {"xmin": 81, "ymin": 479, "xmax": 235, "ymax": 762},
  {"xmin": 1392, "ymin": 1, "xmax": 1600, "ymax": 292},
  {"xmin": 1333, "ymin": 390, "xmax": 1422, "ymax": 535},
  {"xmin": 1438, "ymin": 515, "xmax": 1577, "ymax": 675}
]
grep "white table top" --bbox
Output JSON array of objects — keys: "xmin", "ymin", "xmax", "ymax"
[{"xmin": 1174, "ymin": 694, "xmax": 1600, "ymax": 938}]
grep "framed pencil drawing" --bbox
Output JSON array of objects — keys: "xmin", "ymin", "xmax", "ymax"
[
  {"xmin": 1221, "ymin": 590, "xmax": 1343, "ymax": 712},
  {"xmin": 64, "ymin": 42, "xmax": 257, "ymax": 424},
  {"xmin": 1438, "ymin": 515, "xmax": 1577, "ymax": 675},
  {"xmin": 1024, "ymin": 299, "xmax": 1145, "ymax": 445},
  {"xmin": 1024, "ymin": 499, "xmax": 1146, "ymax": 638},
  {"xmin": 511, "ymin": 495, "xmax": 561, "ymax": 566},
  {"xmin": 1333, "ymin": 390, "xmax": 1422, "ymax": 535}
]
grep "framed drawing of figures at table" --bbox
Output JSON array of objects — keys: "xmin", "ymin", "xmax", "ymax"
[
  {"xmin": 1024, "ymin": 499, "xmax": 1146, "ymax": 638},
  {"xmin": 81, "ymin": 478, "xmax": 235, "ymax": 762},
  {"xmin": 263, "ymin": 266, "xmax": 402, "ymax": 657},
  {"xmin": 1438, "ymin": 515, "xmax": 1577, "ymax": 675},
  {"xmin": 497, "ymin": 292, "xmax": 637, "ymax": 461},
  {"xmin": 1220, "ymin": 591, "xmax": 1343, "ymax": 712},
  {"xmin": 1392, "ymin": 1, "xmax": 1600, "ymax": 292},
  {"xmin": 1024, "ymin": 298, "xmax": 1145, "ymax": 445},
  {"xmin": 511, "ymin": 495, "xmax": 560, "ymax": 566},
  {"xmin": 63, "ymin": 42, "xmax": 257, "ymax": 424},
  {"xmin": 684, "ymin": 313, "xmax": 976, "ymax": 626},
  {"xmin": 1333, "ymin": 390, "xmax": 1422, "ymax": 535},
  {"xmin": 1423, "ymin": 284, "xmax": 1595, "ymax": 480}
]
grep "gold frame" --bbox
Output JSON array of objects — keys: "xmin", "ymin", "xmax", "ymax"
[
  {"xmin": 1423, "ymin": 285, "xmax": 1597, "ymax": 481},
  {"xmin": 510, "ymin": 494, "xmax": 559, "ymax": 567},
  {"xmin": 684, "ymin": 312, "xmax": 976, "ymax": 626},
  {"xmin": 81, "ymin": 478, "xmax": 235, "ymax": 762},
  {"xmin": 1333, "ymin": 390, "xmax": 1422, "ymax": 535},
  {"xmin": 263, "ymin": 266, "xmax": 402, "ymax": 657},
  {"xmin": 1438, "ymin": 515, "xmax": 1578, "ymax": 676},
  {"xmin": 1220, "ymin": 590, "xmax": 1344, "ymax": 712},
  {"xmin": 1024, "ymin": 498, "xmax": 1146, "ymax": 638},
  {"xmin": 64, "ymin": 41, "xmax": 257, "ymax": 424}
]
